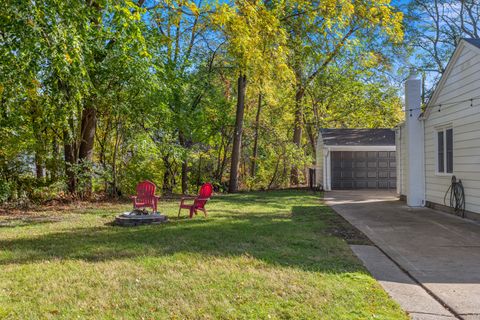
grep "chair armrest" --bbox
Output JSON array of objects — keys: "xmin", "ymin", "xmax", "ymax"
[
  {"xmin": 179, "ymin": 196, "xmax": 195, "ymax": 206},
  {"xmin": 195, "ymin": 197, "xmax": 210, "ymax": 201},
  {"xmin": 130, "ymin": 196, "xmax": 137, "ymax": 200}
]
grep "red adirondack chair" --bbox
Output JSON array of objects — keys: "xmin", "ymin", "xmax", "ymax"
[
  {"xmin": 130, "ymin": 180, "xmax": 160, "ymax": 213},
  {"xmin": 178, "ymin": 183, "xmax": 213, "ymax": 218}
]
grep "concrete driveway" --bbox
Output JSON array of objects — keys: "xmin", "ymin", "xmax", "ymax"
[{"xmin": 325, "ymin": 190, "xmax": 480, "ymax": 320}]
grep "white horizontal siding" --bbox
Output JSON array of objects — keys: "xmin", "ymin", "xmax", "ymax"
[
  {"xmin": 315, "ymin": 133, "xmax": 324, "ymax": 187},
  {"xmin": 424, "ymin": 43, "xmax": 480, "ymax": 214},
  {"xmin": 442, "ymin": 50, "xmax": 478, "ymax": 80},
  {"xmin": 395, "ymin": 123, "xmax": 408, "ymax": 196}
]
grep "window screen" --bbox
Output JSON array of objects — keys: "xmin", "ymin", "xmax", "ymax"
[
  {"xmin": 446, "ymin": 128, "xmax": 453, "ymax": 173},
  {"xmin": 438, "ymin": 131, "xmax": 444, "ymax": 173}
]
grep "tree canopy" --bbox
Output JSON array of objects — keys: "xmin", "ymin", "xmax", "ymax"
[{"xmin": 0, "ymin": 0, "xmax": 408, "ymax": 202}]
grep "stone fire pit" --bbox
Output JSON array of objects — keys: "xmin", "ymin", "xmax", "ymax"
[{"xmin": 114, "ymin": 209, "xmax": 168, "ymax": 227}]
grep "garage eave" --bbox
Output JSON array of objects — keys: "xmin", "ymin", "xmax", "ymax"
[{"xmin": 325, "ymin": 145, "xmax": 396, "ymax": 152}]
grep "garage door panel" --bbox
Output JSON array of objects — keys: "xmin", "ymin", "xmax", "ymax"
[
  {"xmin": 331, "ymin": 151, "xmax": 396, "ymax": 190},
  {"xmin": 355, "ymin": 161, "xmax": 366, "ymax": 168},
  {"xmin": 333, "ymin": 161, "xmax": 342, "ymax": 168},
  {"xmin": 378, "ymin": 161, "xmax": 388, "ymax": 168},
  {"xmin": 355, "ymin": 181, "xmax": 367, "ymax": 188},
  {"xmin": 355, "ymin": 171, "xmax": 366, "ymax": 178},
  {"xmin": 355, "ymin": 151, "xmax": 367, "ymax": 158},
  {"xmin": 367, "ymin": 181, "xmax": 378, "ymax": 188},
  {"xmin": 367, "ymin": 171, "xmax": 377, "ymax": 178},
  {"xmin": 378, "ymin": 181, "xmax": 389, "ymax": 188},
  {"xmin": 341, "ymin": 170, "xmax": 353, "ymax": 178},
  {"xmin": 343, "ymin": 181, "xmax": 354, "ymax": 189},
  {"xmin": 342, "ymin": 152, "xmax": 353, "ymax": 159},
  {"xmin": 342, "ymin": 160, "xmax": 353, "ymax": 168},
  {"xmin": 378, "ymin": 171, "xmax": 389, "ymax": 178}
]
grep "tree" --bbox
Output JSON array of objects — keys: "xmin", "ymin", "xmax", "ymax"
[
  {"xmin": 212, "ymin": 0, "xmax": 291, "ymax": 192},
  {"xmin": 0, "ymin": 0, "xmax": 408, "ymax": 203},
  {"xmin": 279, "ymin": 0, "xmax": 404, "ymax": 184},
  {"xmin": 407, "ymin": 0, "xmax": 480, "ymax": 99}
]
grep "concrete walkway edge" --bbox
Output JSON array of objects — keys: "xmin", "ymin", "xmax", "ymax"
[
  {"xmin": 350, "ymin": 245, "xmax": 457, "ymax": 320},
  {"xmin": 325, "ymin": 190, "xmax": 480, "ymax": 320}
]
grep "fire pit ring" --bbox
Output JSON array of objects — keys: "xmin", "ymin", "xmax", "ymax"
[{"xmin": 114, "ymin": 210, "xmax": 168, "ymax": 227}]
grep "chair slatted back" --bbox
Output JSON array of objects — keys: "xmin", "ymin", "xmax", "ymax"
[
  {"xmin": 194, "ymin": 183, "xmax": 213, "ymax": 209},
  {"xmin": 136, "ymin": 180, "xmax": 156, "ymax": 203}
]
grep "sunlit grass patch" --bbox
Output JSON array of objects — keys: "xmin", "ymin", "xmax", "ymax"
[{"xmin": 0, "ymin": 190, "xmax": 407, "ymax": 319}]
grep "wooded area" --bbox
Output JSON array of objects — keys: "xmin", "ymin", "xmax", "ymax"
[{"xmin": 0, "ymin": 0, "xmax": 477, "ymax": 203}]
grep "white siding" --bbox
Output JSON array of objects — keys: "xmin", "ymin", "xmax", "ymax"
[
  {"xmin": 424, "ymin": 43, "xmax": 480, "ymax": 213},
  {"xmin": 315, "ymin": 132, "xmax": 324, "ymax": 187},
  {"xmin": 396, "ymin": 123, "xmax": 408, "ymax": 196}
]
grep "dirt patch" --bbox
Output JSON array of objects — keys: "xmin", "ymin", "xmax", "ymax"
[
  {"xmin": 0, "ymin": 215, "xmax": 64, "ymax": 228},
  {"xmin": 324, "ymin": 211, "xmax": 372, "ymax": 245}
]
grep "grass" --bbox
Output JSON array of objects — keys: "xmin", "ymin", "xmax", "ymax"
[{"xmin": 0, "ymin": 190, "xmax": 407, "ymax": 319}]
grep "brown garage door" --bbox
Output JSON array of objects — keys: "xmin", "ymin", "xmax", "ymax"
[{"xmin": 331, "ymin": 151, "xmax": 396, "ymax": 190}]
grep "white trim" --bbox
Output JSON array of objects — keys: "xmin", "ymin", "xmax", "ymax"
[
  {"xmin": 395, "ymin": 127, "xmax": 402, "ymax": 195},
  {"xmin": 324, "ymin": 150, "xmax": 331, "ymax": 191},
  {"xmin": 423, "ymin": 39, "xmax": 480, "ymax": 120},
  {"xmin": 435, "ymin": 126, "xmax": 454, "ymax": 175},
  {"xmin": 325, "ymin": 145, "xmax": 396, "ymax": 152}
]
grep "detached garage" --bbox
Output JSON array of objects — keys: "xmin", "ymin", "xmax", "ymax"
[{"xmin": 315, "ymin": 129, "xmax": 396, "ymax": 191}]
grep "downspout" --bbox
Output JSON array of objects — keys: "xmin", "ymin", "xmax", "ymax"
[
  {"xmin": 397, "ymin": 125, "xmax": 402, "ymax": 195},
  {"xmin": 422, "ymin": 118, "xmax": 426, "ymax": 206},
  {"xmin": 324, "ymin": 148, "xmax": 330, "ymax": 191}
]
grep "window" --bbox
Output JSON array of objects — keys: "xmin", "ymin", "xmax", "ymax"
[
  {"xmin": 446, "ymin": 128, "xmax": 453, "ymax": 173},
  {"xmin": 437, "ymin": 127, "xmax": 453, "ymax": 174}
]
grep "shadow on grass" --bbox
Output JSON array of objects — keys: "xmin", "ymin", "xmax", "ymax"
[
  {"xmin": 0, "ymin": 216, "xmax": 63, "ymax": 228},
  {"xmin": 0, "ymin": 191, "xmax": 364, "ymax": 274}
]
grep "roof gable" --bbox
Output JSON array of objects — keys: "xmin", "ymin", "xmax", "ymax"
[
  {"xmin": 423, "ymin": 39, "xmax": 480, "ymax": 119},
  {"xmin": 319, "ymin": 129, "xmax": 395, "ymax": 146},
  {"xmin": 464, "ymin": 38, "xmax": 480, "ymax": 49}
]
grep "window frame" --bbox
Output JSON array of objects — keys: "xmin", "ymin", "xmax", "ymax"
[{"xmin": 435, "ymin": 126, "xmax": 453, "ymax": 175}]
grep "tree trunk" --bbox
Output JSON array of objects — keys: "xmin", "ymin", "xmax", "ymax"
[
  {"xmin": 35, "ymin": 151, "xmax": 44, "ymax": 181},
  {"xmin": 179, "ymin": 131, "xmax": 189, "ymax": 194},
  {"xmin": 49, "ymin": 137, "xmax": 59, "ymax": 182},
  {"xmin": 251, "ymin": 93, "xmax": 262, "ymax": 178},
  {"xmin": 228, "ymin": 74, "xmax": 247, "ymax": 193},
  {"xmin": 111, "ymin": 120, "xmax": 121, "ymax": 197},
  {"xmin": 305, "ymin": 120, "xmax": 316, "ymax": 156},
  {"xmin": 290, "ymin": 88, "xmax": 304, "ymax": 185},
  {"xmin": 63, "ymin": 131, "xmax": 77, "ymax": 194},
  {"xmin": 197, "ymin": 155, "xmax": 202, "ymax": 186},
  {"xmin": 268, "ymin": 157, "xmax": 281, "ymax": 190},
  {"xmin": 78, "ymin": 106, "xmax": 97, "ymax": 194},
  {"xmin": 162, "ymin": 155, "xmax": 173, "ymax": 194}
]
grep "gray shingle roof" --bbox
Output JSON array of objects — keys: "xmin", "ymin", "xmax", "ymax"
[
  {"xmin": 320, "ymin": 128, "xmax": 395, "ymax": 146},
  {"xmin": 463, "ymin": 38, "xmax": 480, "ymax": 49}
]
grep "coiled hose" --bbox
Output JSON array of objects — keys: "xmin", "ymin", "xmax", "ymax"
[{"xmin": 443, "ymin": 175, "xmax": 466, "ymax": 218}]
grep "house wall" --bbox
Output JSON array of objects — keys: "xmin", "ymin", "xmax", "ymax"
[
  {"xmin": 396, "ymin": 123, "xmax": 408, "ymax": 196},
  {"xmin": 315, "ymin": 132, "xmax": 324, "ymax": 187},
  {"xmin": 424, "ymin": 43, "xmax": 480, "ymax": 213}
]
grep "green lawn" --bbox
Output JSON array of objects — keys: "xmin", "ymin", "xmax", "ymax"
[{"xmin": 0, "ymin": 190, "xmax": 407, "ymax": 319}]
